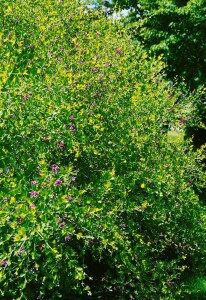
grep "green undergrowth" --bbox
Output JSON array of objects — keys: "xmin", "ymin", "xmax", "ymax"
[{"xmin": 184, "ymin": 275, "xmax": 206, "ymax": 299}]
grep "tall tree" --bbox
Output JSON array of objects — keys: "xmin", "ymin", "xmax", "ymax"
[
  {"xmin": 97, "ymin": 0, "xmax": 206, "ymax": 90},
  {"xmin": 95, "ymin": 0, "xmax": 206, "ymax": 148}
]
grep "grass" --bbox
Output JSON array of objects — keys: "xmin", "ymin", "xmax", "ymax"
[
  {"xmin": 186, "ymin": 276, "xmax": 206, "ymax": 299},
  {"xmin": 167, "ymin": 129, "xmax": 185, "ymax": 143}
]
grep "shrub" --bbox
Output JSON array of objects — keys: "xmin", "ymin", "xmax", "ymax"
[{"xmin": 0, "ymin": 1, "xmax": 205, "ymax": 299}]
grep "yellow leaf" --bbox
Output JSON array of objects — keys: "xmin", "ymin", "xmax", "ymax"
[
  {"xmin": 77, "ymin": 232, "xmax": 83, "ymax": 240},
  {"xmin": 6, "ymin": 6, "xmax": 12, "ymax": 14},
  {"xmin": 39, "ymin": 25, "xmax": 46, "ymax": 31},
  {"xmin": 104, "ymin": 181, "xmax": 111, "ymax": 189},
  {"xmin": 10, "ymin": 197, "xmax": 15, "ymax": 204}
]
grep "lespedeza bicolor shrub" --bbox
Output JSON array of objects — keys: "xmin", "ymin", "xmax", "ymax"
[{"xmin": 0, "ymin": 1, "xmax": 205, "ymax": 299}]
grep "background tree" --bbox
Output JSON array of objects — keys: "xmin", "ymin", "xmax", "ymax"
[
  {"xmin": 97, "ymin": 0, "xmax": 206, "ymax": 89},
  {"xmin": 96, "ymin": 0, "xmax": 206, "ymax": 147}
]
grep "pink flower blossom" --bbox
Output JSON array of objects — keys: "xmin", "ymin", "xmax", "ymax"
[
  {"xmin": 179, "ymin": 118, "xmax": 187, "ymax": 125},
  {"xmin": 31, "ymin": 180, "xmax": 38, "ymax": 185},
  {"xmin": 59, "ymin": 222, "xmax": 66, "ymax": 227},
  {"xmin": 58, "ymin": 141, "xmax": 65, "ymax": 147},
  {"xmin": 69, "ymin": 125, "xmax": 75, "ymax": 131},
  {"xmin": 1, "ymin": 260, "xmax": 8, "ymax": 267},
  {"xmin": 15, "ymin": 248, "xmax": 24, "ymax": 256},
  {"xmin": 29, "ymin": 191, "xmax": 39, "ymax": 198},
  {"xmin": 52, "ymin": 164, "xmax": 59, "ymax": 174},
  {"xmin": 55, "ymin": 179, "xmax": 62, "ymax": 186},
  {"xmin": 116, "ymin": 48, "xmax": 122, "ymax": 54},
  {"xmin": 58, "ymin": 141, "xmax": 65, "ymax": 150},
  {"xmin": 65, "ymin": 235, "xmax": 72, "ymax": 241}
]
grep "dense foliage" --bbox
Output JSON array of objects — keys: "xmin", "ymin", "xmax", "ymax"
[{"xmin": 0, "ymin": 1, "xmax": 205, "ymax": 299}]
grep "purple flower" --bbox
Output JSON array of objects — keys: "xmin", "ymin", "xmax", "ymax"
[
  {"xmin": 65, "ymin": 235, "xmax": 72, "ymax": 241},
  {"xmin": 17, "ymin": 217, "xmax": 23, "ymax": 223},
  {"xmin": 22, "ymin": 94, "xmax": 28, "ymax": 100},
  {"xmin": 1, "ymin": 260, "xmax": 8, "ymax": 267},
  {"xmin": 39, "ymin": 244, "xmax": 44, "ymax": 251},
  {"xmin": 116, "ymin": 48, "xmax": 122, "ymax": 54},
  {"xmin": 94, "ymin": 92, "xmax": 101, "ymax": 98},
  {"xmin": 59, "ymin": 221, "xmax": 66, "ymax": 227},
  {"xmin": 71, "ymin": 177, "xmax": 76, "ymax": 182},
  {"xmin": 92, "ymin": 67, "xmax": 99, "ymax": 73},
  {"xmin": 29, "ymin": 191, "xmax": 39, "ymax": 198},
  {"xmin": 55, "ymin": 179, "xmax": 62, "ymax": 186},
  {"xmin": 15, "ymin": 248, "xmax": 24, "ymax": 256},
  {"xmin": 70, "ymin": 115, "xmax": 75, "ymax": 120},
  {"xmin": 69, "ymin": 125, "xmax": 75, "ymax": 131},
  {"xmin": 3, "ymin": 197, "xmax": 8, "ymax": 202},
  {"xmin": 58, "ymin": 141, "xmax": 65, "ymax": 151},
  {"xmin": 179, "ymin": 118, "xmax": 187, "ymax": 125},
  {"xmin": 58, "ymin": 141, "xmax": 65, "ymax": 148},
  {"xmin": 29, "ymin": 203, "xmax": 36, "ymax": 208},
  {"xmin": 168, "ymin": 281, "xmax": 174, "ymax": 287},
  {"xmin": 52, "ymin": 164, "xmax": 59, "ymax": 174},
  {"xmin": 31, "ymin": 180, "xmax": 38, "ymax": 185}
]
